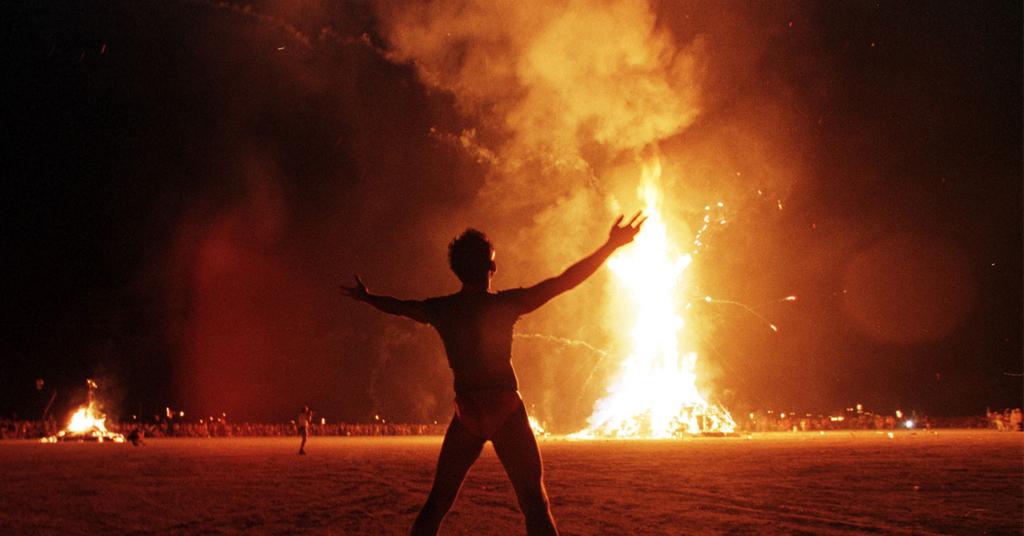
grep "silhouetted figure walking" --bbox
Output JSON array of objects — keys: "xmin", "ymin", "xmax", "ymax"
[
  {"xmin": 298, "ymin": 405, "xmax": 313, "ymax": 455},
  {"xmin": 342, "ymin": 213, "xmax": 644, "ymax": 535}
]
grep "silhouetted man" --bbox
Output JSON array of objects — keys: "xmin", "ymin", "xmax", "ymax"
[
  {"xmin": 298, "ymin": 405, "xmax": 313, "ymax": 455},
  {"xmin": 341, "ymin": 213, "xmax": 645, "ymax": 536}
]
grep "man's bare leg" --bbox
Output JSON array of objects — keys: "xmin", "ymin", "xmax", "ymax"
[
  {"xmin": 411, "ymin": 417, "xmax": 485, "ymax": 535},
  {"xmin": 491, "ymin": 405, "xmax": 558, "ymax": 536}
]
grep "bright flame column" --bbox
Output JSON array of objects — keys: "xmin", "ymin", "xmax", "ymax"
[{"xmin": 576, "ymin": 159, "xmax": 735, "ymax": 438}]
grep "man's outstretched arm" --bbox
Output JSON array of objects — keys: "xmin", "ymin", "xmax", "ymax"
[
  {"xmin": 514, "ymin": 212, "xmax": 646, "ymax": 314},
  {"xmin": 340, "ymin": 276, "xmax": 430, "ymax": 324}
]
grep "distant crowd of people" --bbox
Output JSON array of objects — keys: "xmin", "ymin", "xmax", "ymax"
[
  {"xmin": 986, "ymin": 408, "xmax": 1023, "ymax": 431},
  {"xmin": 737, "ymin": 409, "xmax": 930, "ymax": 432},
  {"xmin": 0, "ymin": 419, "xmax": 59, "ymax": 440},
  {"xmin": 138, "ymin": 420, "xmax": 449, "ymax": 438},
  {"xmin": 733, "ymin": 408, "xmax": 1024, "ymax": 433},
  {"xmin": 2, "ymin": 408, "xmax": 1021, "ymax": 440},
  {"xmin": 0, "ymin": 417, "xmax": 448, "ymax": 440}
]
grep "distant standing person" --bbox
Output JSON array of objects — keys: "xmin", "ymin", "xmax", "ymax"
[
  {"xmin": 341, "ymin": 213, "xmax": 645, "ymax": 536},
  {"xmin": 298, "ymin": 405, "xmax": 314, "ymax": 455}
]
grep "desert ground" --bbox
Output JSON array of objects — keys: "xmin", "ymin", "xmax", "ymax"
[{"xmin": 0, "ymin": 430, "xmax": 1020, "ymax": 535}]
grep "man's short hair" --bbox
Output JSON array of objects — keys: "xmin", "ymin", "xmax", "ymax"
[{"xmin": 448, "ymin": 229, "xmax": 494, "ymax": 284}]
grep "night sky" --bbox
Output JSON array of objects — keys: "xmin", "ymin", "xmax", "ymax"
[{"xmin": 2, "ymin": 1, "xmax": 1020, "ymax": 427}]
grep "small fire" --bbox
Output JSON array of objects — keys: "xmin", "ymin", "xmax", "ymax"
[
  {"xmin": 66, "ymin": 403, "xmax": 111, "ymax": 434},
  {"xmin": 42, "ymin": 380, "xmax": 125, "ymax": 443},
  {"xmin": 574, "ymin": 159, "xmax": 735, "ymax": 438}
]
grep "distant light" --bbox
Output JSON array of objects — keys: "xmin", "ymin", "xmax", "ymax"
[
  {"xmin": 856, "ymin": 404, "xmax": 863, "ymax": 413},
  {"xmin": 321, "ymin": 417, "xmax": 326, "ymax": 425},
  {"xmin": 784, "ymin": 296, "xmax": 798, "ymax": 302},
  {"xmin": 895, "ymin": 410, "xmax": 903, "ymax": 419},
  {"xmin": 704, "ymin": 296, "xmax": 712, "ymax": 303},
  {"xmin": 769, "ymin": 324, "xmax": 779, "ymax": 332},
  {"xmin": 904, "ymin": 420, "xmax": 914, "ymax": 429},
  {"xmin": 179, "ymin": 411, "xmax": 185, "ymax": 417},
  {"xmin": 886, "ymin": 432, "xmax": 894, "ymax": 439}
]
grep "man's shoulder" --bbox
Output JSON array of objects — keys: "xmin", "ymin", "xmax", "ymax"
[
  {"xmin": 498, "ymin": 287, "xmax": 539, "ymax": 305},
  {"xmin": 425, "ymin": 291, "xmax": 522, "ymax": 311}
]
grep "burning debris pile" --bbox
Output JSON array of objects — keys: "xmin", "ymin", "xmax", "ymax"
[{"xmin": 41, "ymin": 380, "xmax": 125, "ymax": 443}]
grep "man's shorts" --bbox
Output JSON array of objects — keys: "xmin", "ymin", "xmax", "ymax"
[{"xmin": 454, "ymin": 389, "xmax": 524, "ymax": 441}]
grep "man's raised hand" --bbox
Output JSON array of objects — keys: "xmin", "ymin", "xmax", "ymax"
[
  {"xmin": 607, "ymin": 211, "xmax": 646, "ymax": 248},
  {"xmin": 340, "ymin": 275, "xmax": 370, "ymax": 302}
]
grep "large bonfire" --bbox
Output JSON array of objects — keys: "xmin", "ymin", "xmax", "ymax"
[{"xmin": 574, "ymin": 159, "xmax": 735, "ymax": 438}]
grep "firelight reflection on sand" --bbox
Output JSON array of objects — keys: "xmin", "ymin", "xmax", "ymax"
[{"xmin": 574, "ymin": 159, "xmax": 735, "ymax": 438}]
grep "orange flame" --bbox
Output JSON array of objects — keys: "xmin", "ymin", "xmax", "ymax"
[
  {"xmin": 528, "ymin": 415, "xmax": 548, "ymax": 437},
  {"xmin": 574, "ymin": 159, "xmax": 735, "ymax": 438},
  {"xmin": 42, "ymin": 400, "xmax": 125, "ymax": 443}
]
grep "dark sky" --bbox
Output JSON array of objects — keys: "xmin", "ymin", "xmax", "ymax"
[{"xmin": 2, "ymin": 1, "xmax": 1020, "ymax": 427}]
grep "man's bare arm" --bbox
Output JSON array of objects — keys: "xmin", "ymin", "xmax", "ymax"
[
  {"xmin": 516, "ymin": 212, "xmax": 646, "ymax": 313},
  {"xmin": 340, "ymin": 276, "xmax": 430, "ymax": 324}
]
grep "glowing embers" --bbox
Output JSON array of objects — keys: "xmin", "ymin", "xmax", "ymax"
[
  {"xmin": 528, "ymin": 415, "xmax": 549, "ymax": 437},
  {"xmin": 575, "ymin": 161, "xmax": 735, "ymax": 438},
  {"xmin": 42, "ymin": 380, "xmax": 125, "ymax": 443}
]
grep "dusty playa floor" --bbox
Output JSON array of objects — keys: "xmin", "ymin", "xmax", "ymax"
[{"xmin": 0, "ymin": 430, "xmax": 1020, "ymax": 535}]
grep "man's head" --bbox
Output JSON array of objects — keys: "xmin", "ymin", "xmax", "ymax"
[{"xmin": 448, "ymin": 229, "xmax": 495, "ymax": 285}]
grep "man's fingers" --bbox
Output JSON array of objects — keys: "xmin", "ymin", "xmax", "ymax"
[
  {"xmin": 612, "ymin": 215, "xmax": 624, "ymax": 227},
  {"xmin": 635, "ymin": 216, "xmax": 648, "ymax": 229},
  {"xmin": 627, "ymin": 211, "xmax": 643, "ymax": 226}
]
